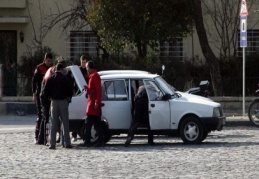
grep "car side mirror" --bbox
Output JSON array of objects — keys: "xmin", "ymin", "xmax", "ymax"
[{"xmin": 162, "ymin": 94, "xmax": 171, "ymax": 100}]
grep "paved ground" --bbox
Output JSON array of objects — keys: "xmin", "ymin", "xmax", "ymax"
[{"xmin": 0, "ymin": 114, "xmax": 259, "ymax": 178}]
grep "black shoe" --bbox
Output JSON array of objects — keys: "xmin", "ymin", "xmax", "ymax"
[
  {"xmin": 93, "ymin": 142, "xmax": 104, "ymax": 147},
  {"xmin": 36, "ymin": 140, "xmax": 44, "ymax": 145},
  {"xmin": 124, "ymin": 137, "xmax": 131, "ymax": 147},
  {"xmin": 64, "ymin": 145, "xmax": 73, "ymax": 149},
  {"xmin": 78, "ymin": 142, "xmax": 93, "ymax": 147},
  {"xmin": 148, "ymin": 141, "xmax": 155, "ymax": 145},
  {"xmin": 49, "ymin": 145, "xmax": 56, "ymax": 150}
]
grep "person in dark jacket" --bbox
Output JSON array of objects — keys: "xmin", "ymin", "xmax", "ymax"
[
  {"xmin": 71, "ymin": 55, "xmax": 89, "ymax": 142},
  {"xmin": 82, "ymin": 60, "xmax": 104, "ymax": 147},
  {"xmin": 44, "ymin": 63, "xmax": 74, "ymax": 149},
  {"xmin": 125, "ymin": 86, "xmax": 154, "ymax": 147},
  {"xmin": 37, "ymin": 57, "xmax": 65, "ymax": 145},
  {"xmin": 32, "ymin": 52, "xmax": 53, "ymax": 144}
]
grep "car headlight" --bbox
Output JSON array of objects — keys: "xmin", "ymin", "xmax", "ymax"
[{"xmin": 213, "ymin": 107, "xmax": 222, "ymax": 117}]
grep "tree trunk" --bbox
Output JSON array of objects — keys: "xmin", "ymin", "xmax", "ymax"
[{"xmin": 192, "ymin": 0, "xmax": 224, "ymax": 96}]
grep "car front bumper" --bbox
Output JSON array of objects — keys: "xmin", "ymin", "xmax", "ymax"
[{"xmin": 200, "ymin": 116, "xmax": 226, "ymax": 132}]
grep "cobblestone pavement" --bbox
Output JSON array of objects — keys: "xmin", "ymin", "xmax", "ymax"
[{"xmin": 1, "ymin": 125, "xmax": 259, "ymax": 178}]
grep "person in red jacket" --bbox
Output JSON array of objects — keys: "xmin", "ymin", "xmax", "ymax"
[
  {"xmin": 32, "ymin": 52, "xmax": 53, "ymax": 143},
  {"xmin": 83, "ymin": 60, "xmax": 104, "ymax": 147}
]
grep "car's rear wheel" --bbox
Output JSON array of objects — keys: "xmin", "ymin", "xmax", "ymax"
[{"xmin": 180, "ymin": 116, "xmax": 204, "ymax": 144}]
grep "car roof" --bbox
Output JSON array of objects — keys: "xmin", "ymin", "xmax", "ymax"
[
  {"xmin": 98, "ymin": 70, "xmax": 149, "ymax": 76},
  {"xmin": 100, "ymin": 73, "xmax": 159, "ymax": 80}
]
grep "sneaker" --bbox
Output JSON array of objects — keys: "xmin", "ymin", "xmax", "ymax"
[{"xmin": 72, "ymin": 137, "xmax": 77, "ymax": 142}]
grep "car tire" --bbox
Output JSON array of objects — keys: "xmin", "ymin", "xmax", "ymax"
[
  {"xmin": 79, "ymin": 120, "xmax": 111, "ymax": 144},
  {"xmin": 180, "ymin": 116, "xmax": 204, "ymax": 144}
]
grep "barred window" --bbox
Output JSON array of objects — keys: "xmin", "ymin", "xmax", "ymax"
[
  {"xmin": 159, "ymin": 38, "xmax": 186, "ymax": 60},
  {"xmin": 66, "ymin": 31, "xmax": 98, "ymax": 62},
  {"xmin": 238, "ymin": 29, "xmax": 259, "ymax": 56}
]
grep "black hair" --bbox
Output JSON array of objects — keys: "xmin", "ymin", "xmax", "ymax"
[
  {"xmin": 45, "ymin": 52, "xmax": 53, "ymax": 60},
  {"xmin": 87, "ymin": 60, "xmax": 95, "ymax": 69},
  {"xmin": 80, "ymin": 55, "xmax": 88, "ymax": 61},
  {"xmin": 56, "ymin": 63, "xmax": 64, "ymax": 71}
]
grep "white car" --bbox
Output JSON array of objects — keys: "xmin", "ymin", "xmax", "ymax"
[{"xmin": 67, "ymin": 65, "xmax": 225, "ymax": 144}]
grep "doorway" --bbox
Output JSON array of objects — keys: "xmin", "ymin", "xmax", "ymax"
[{"xmin": 0, "ymin": 30, "xmax": 17, "ymax": 96}]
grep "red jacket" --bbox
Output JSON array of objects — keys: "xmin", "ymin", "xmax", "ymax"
[{"xmin": 85, "ymin": 70, "xmax": 102, "ymax": 116}]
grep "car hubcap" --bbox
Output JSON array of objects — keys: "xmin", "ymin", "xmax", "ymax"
[{"xmin": 184, "ymin": 122, "xmax": 199, "ymax": 141}]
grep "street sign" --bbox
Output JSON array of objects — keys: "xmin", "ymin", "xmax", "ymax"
[
  {"xmin": 240, "ymin": 16, "xmax": 247, "ymax": 47},
  {"xmin": 240, "ymin": 0, "xmax": 248, "ymax": 16}
]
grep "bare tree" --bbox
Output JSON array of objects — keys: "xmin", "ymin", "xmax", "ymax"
[
  {"xmin": 192, "ymin": 0, "xmax": 224, "ymax": 96},
  {"xmin": 202, "ymin": 0, "xmax": 259, "ymax": 59},
  {"xmin": 42, "ymin": 0, "xmax": 90, "ymax": 33}
]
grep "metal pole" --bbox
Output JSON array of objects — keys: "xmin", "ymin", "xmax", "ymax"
[{"xmin": 243, "ymin": 47, "xmax": 245, "ymax": 116}]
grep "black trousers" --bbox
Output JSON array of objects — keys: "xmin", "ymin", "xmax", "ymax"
[
  {"xmin": 35, "ymin": 93, "xmax": 42, "ymax": 140},
  {"xmin": 38, "ymin": 95, "xmax": 51, "ymax": 144},
  {"xmin": 127, "ymin": 104, "xmax": 153, "ymax": 143},
  {"xmin": 84, "ymin": 115, "xmax": 103, "ymax": 144}
]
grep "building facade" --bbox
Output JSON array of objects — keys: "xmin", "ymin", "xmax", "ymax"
[{"xmin": 0, "ymin": 0, "xmax": 258, "ymax": 96}]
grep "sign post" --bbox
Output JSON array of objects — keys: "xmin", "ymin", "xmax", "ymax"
[{"xmin": 240, "ymin": 0, "xmax": 248, "ymax": 116}]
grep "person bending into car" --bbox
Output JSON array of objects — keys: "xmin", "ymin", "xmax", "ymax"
[
  {"xmin": 82, "ymin": 60, "xmax": 104, "ymax": 147},
  {"xmin": 125, "ymin": 86, "xmax": 154, "ymax": 147},
  {"xmin": 37, "ymin": 57, "xmax": 67, "ymax": 145}
]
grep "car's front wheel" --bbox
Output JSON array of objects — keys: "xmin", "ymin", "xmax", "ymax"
[{"xmin": 180, "ymin": 116, "xmax": 204, "ymax": 144}]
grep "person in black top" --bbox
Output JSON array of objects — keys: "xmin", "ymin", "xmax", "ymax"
[
  {"xmin": 125, "ymin": 86, "xmax": 154, "ymax": 147},
  {"xmin": 32, "ymin": 52, "xmax": 53, "ymax": 144},
  {"xmin": 71, "ymin": 55, "xmax": 89, "ymax": 142},
  {"xmin": 44, "ymin": 63, "xmax": 74, "ymax": 149}
]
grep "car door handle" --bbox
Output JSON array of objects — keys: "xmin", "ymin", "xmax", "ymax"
[{"xmin": 151, "ymin": 104, "xmax": 155, "ymax": 107}]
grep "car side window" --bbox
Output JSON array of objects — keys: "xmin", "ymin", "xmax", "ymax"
[
  {"xmin": 102, "ymin": 80, "xmax": 128, "ymax": 101},
  {"xmin": 144, "ymin": 80, "xmax": 163, "ymax": 101}
]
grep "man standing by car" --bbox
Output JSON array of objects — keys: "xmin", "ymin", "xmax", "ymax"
[
  {"xmin": 32, "ymin": 52, "xmax": 53, "ymax": 144},
  {"xmin": 71, "ymin": 55, "xmax": 89, "ymax": 142},
  {"xmin": 44, "ymin": 63, "xmax": 74, "ymax": 149},
  {"xmin": 83, "ymin": 60, "xmax": 104, "ymax": 147}
]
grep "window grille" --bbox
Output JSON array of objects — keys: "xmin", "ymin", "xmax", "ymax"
[
  {"xmin": 66, "ymin": 31, "xmax": 98, "ymax": 62},
  {"xmin": 238, "ymin": 30, "xmax": 259, "ymax": 56},
  {"xmin": 159, "ymin": 38, "xmax": 187, "ymax": 60}
]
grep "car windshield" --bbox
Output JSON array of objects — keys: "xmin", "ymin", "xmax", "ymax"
[{"xmin": 155, "ymin": 76, "xmax": 175, "ymax": 95}]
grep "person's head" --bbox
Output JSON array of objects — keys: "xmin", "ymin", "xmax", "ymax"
[
  {"xmin": 137, "ymin": 86, "xmax": 146, "ymax": 94},
  {"xmin": 80, "ymin": 55, "xmax": 88, "ymax": 68},
  {"xmin": 86, "ymin": 60, "xmax": 95, "ymax": 74},
  {"xmin": 44, "ymin": 52, "xmax": 53, "ymax": 67},
  {"xmin": 57, "ymin": 56, "xmax": 66, "ymax": 66},
  {"xmin": 56, "ymin": 63, "xmax": 64, "ymax": 72}
]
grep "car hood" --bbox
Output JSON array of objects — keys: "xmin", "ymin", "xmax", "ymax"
[
  {"xmin": 67, "ymin": 65, "xmax": 87, "ymax": 92},
  {"xmin": 176, "ymin": 91, "xmax": 220, "ymax": 107}
]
